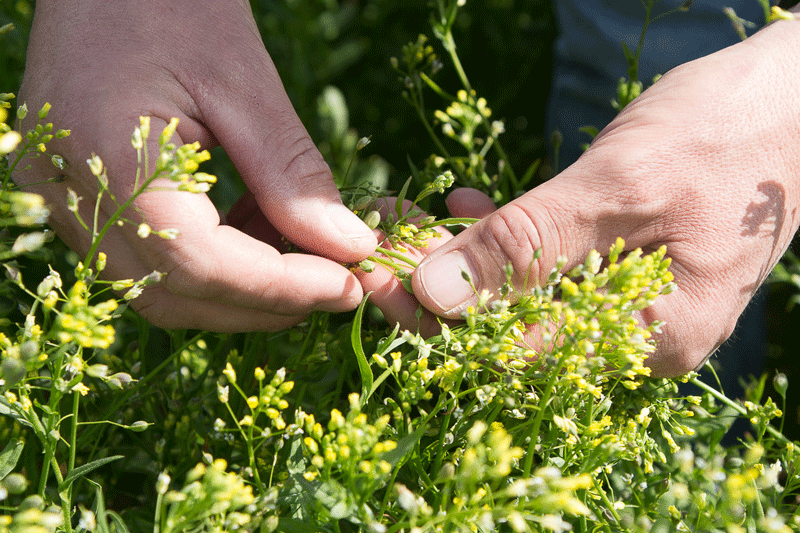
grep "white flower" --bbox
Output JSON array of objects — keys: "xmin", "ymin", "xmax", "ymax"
[
  {"xmin": 156, "ymin": 472, "xmax": 171, "ymax": 495},
  {"xmin": 78, "ymin": 507, "xmax": 97, "ymax": 531}
]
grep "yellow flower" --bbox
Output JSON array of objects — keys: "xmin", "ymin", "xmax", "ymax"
[
  {"xmin": 223, "ymin": 362, "xmax": 237, "ymax": 383},
  {"xmin": 72, "ymin": 383, "xmax": 90, "ymax": 396}
]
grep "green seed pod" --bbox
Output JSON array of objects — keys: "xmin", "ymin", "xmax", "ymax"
[
  {"xmin": 2, "ymin": 473, "xmax": 28, "ymax": 495},
  {"xmin": 0, "ymin": 358, "xmax": 26, "ymax": 386},
  {"xmin": 359, "ymin": 260, "xmax": 376, "ymax": 273},
  {"xmin": 773, "ymin": 373, "xmax": 788, "ymax": 398},
  {"xmin": 18, "ymin": 340, "xmax": 39, "ymax": 362},
  {"xmin": 19, "ymin": 494, "xmax": 45, "ymax": 511},
  {"xmin": 352, "ymin": 196, "xmax": 373, "ymax": 211},
  {"xmin": 401, "ymin": 277, "xmax": 414, "ymax": 295},
  {"xmin": 363, "ymin": 210, "xmax": 381, "ymax": 230},
  {"xmin": 129, "ymin": 421, "xmax": 150, "ymax": 432}
]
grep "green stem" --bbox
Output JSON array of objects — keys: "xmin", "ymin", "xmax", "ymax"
[
  {"xmin": 154, "ymin": 490, "xmax": 165, "ymax": 533},
  {"xmin": 376, "ymin": 247, "xmax": 419, "ymax": 268},
  {"xmin": 84, "ymin": 332, "xmax": 205, "ymax": 449},
  {"xmin": 522, "ymin": 356, "xmax": 566, "ymax": 477},
  {"xmin": 438, "ymin": 24, "xmax": 517, "ymax": 187},
  {"xmin": 2, "ymin": 137, "xmax": 35, "ymax": 190},
  {"xmin": 592, "ymin": 477, "xmax": 630, "ymax": 532},
  {"xmin": 80, "ymin": 160, "xmax": 164, "ymax": 275},
  {"xmin": 688, "ymin": 376, "xmax": 790, "ymax": 446},
  {"xmin": 69, "ymin": 389, "xmax": 79, "ymax": 472}
]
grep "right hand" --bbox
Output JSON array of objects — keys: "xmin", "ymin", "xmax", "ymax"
[{"xmin": 15, "ymin": 0, "xmax": 377, "ymax": 331}]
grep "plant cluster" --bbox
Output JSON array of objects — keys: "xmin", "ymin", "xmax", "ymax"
[{"xmin": 2, "ymin": 1, "xmax": 800, "ymax": 532}]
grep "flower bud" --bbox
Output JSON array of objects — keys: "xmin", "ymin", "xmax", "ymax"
[
  {"xmin": 356, "ymin": 136, "xmax": 371, "ymax": 150},
  {"xmin": 156, "ymin": 472, "xmax": 171, "ymax": 495},
  {"xmin": 96, "ymin": 252, "xmax": 107, "ymax": 272},
  {"xmin": 159, "ymin": 117, "xmax": 179, "ymax": 146},
  {"xmin": 773, "ymin": 372, "xmax": 789, "ymax": 398},
  {"xmin": 66, "ymin": 188, "xmax": 81, "ymax": 213},
  {"xmin": 38, "ymin": 102, "xmax": 51, "ymax": 120}
]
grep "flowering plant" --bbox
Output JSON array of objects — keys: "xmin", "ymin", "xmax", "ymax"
[{"xmin": 2, "ymin": 1, "xmax": 800, "ymax": 533}]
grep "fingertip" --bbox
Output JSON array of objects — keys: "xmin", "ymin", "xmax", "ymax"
[
  {"xmin": 326, "ymin": 202, "xmax": 379, "ymax": 259},
  {"xmin": 413, "ymin": 248, "xmax": 478, "ymax": 318}
]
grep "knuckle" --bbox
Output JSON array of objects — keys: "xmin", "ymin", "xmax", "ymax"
[
  {"xmin": 478, "ymin": 203, "xmax": 549, "ymax": 287},
  {"xmin": 270, "ymin": 119, "xmax": 330, "ymax": 181}
]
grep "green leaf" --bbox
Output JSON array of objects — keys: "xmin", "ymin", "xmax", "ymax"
[
  {"xmin": 0, "ymin": 439, "xmax": 24, "ymax": 479},
  {"xmin": 518, "ymin": 158, "xmax": 541, "ymax": 191},
  {"xmin": 578, "ymin": 125, "xmax": 600, "ymax": 140},
  {"xmin": 394, "ymin": 176, "xmax": 413, "ymax": 221},
  {"xmin": 375, "ymin": 322, "xmax": 401, "ymax": 356},
  {"xmin": 0, "ymin": 396, "xmax": 32, "ymax": 428},
  {"xmin": 106, "ymin": 511, "xmax": 131, "ymax": 533},
  {"xmin": 429, "ymin": 217, "xmax": 479, "ymax": 228},
  {"xmin": 58, "ymin": 455, "xmax": 124, "ymax": 492},
  {"xmin": 314, "ymin": 479, "xmax": 359, "ymax": 522},
  {"xmin": 406, "ymin": 154, "xmax": 423, "ymax": 188},
  {"xmin": 351, "ymin": 293, "xmax": 374, "ymax": 407},
  {"xmin": 381, "ymin": 425, "xmax": 427, "ymax": 469}
]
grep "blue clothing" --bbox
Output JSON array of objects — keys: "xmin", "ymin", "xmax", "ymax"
[{"xmin": 548, "ymin": 1, "xmax": 764, "ymax": 166}]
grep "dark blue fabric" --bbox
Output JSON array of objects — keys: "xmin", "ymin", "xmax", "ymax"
[{"xmin": 548, "ymin": 1, "xmax": 764, "ymax": 167}]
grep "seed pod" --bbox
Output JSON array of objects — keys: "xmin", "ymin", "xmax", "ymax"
[
  {"xmin": 18, "ymin": 340, "xmax": 39, "ymax": 362},
  {"xmin": 359, "ymin": 260, "xmax": 376, "ymax": 273},
  {"xmin": 2, "ymin": 473, "xmax": 28, "ymax": 495},
  {"xmin": 363, "ymin": 210, "xmax": 381, "ymax": 230},
  {"xmin": 0, "ymin": 358, "xmax": 26, "ymax": 386}
]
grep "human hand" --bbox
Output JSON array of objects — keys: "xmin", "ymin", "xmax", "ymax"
[
  {"xmin": 14, "ymin": 0, "xmax": 377, "ymax": 331},
  {"xmin": 403, "ymin": 17, "xmax": 800, "ymax": 377}
]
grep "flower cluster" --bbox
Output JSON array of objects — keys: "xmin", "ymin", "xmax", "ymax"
[
  {"xmin": 52, "ymin": 280, "xmax": 117, "ymax": 349},
  {"xmin": 156, "ymin": 458, "xmax": 261, "ymax": 533},
  {"xmin": 298, "ymin": 392, "xmax": 397, "ymax": 487},
  {"xmin": 0, "ymin": 499, "xmax": 62, "ymax": 533}
]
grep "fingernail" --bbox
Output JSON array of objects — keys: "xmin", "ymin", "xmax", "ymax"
[
  {"xmin": 416, "ymin": 250, "xmax": 477, "ymax": 314},
  {"xmin": 327, "ymin": 203, "xmax": 376, "ymax": 247}
]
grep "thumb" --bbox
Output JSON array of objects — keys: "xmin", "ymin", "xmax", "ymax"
[{"xmin": 412, "ymin": 176, "xmax": 634, "ymax": 318}]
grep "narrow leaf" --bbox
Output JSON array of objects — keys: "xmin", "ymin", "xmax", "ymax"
[
  {"xmin": 351, "ymin": 293, "xmax": 374, "ymax": 407},
  {"xmin": 375, "ymin": 322, "xmax": 401, "ymax": 356},
  {"xmin": 59, "ymin": 455, "xmax": 124, "ymax": 492},
  {"xmin": 429, "ymin": 217, "xmax": 479, "ymax": 228},
  {"xmin": 382, "ymin": 425, "xmax": 427, "ymax": 468},
  {"xmin": 395, "ymin": 176, "xmax": 413, "ymax": 221},
  {"xmin": 519, "ymin": 158, "xmax": 541, "ymax": 190}
]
